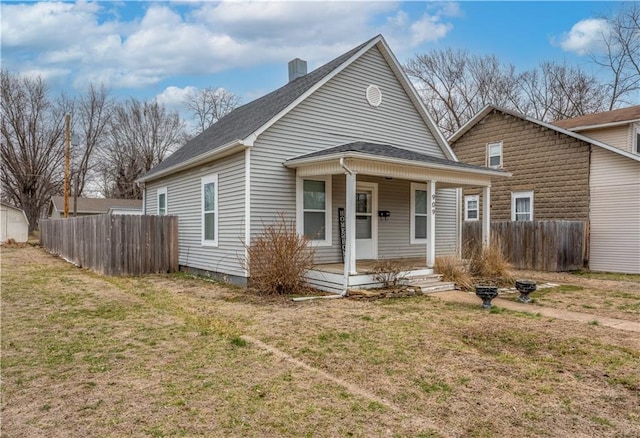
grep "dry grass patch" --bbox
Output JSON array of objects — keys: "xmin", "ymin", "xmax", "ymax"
[
  {"xmin": 3, "ymin": 246, "xmax": 640, "ymax": 438},
  {"xmin": 468, "ymin": 238, "xmax": 514, "ymax": 286},
  {"xmin": 508, "ymin": 270, "xmax": 640, "ymax": 322},
  {"xmin": 433, "ymin": 255, "xmax": 473, "ymax": 290}
]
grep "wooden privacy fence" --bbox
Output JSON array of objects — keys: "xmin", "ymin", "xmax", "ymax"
[
  {"xmin": 40, "ymin": 214, "xmax": 178, "ymax": 276},
  {"xmin": 463, "ymin": 220, "xmax": 588, "ymax": 272}
]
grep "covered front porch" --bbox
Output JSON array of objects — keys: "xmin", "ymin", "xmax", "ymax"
[
  {"xmin": 285, "ymin": 142, "xmax": 509, "ymax": 294},
  {"xmin": 307, "ymin": 258, "xmax": 435, "ymax": 294}
]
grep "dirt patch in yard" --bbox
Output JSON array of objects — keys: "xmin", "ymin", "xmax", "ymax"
[{"xmin": 3, "ymin": 246, "xmax": 640, "ymax": 437}]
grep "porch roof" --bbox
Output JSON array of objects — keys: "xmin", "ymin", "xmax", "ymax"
[{"xmin": 284, "ymin": 142, "xmax": 510, "ymax": 187}]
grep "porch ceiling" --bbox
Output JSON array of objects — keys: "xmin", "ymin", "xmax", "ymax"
[{"xmin": 285, "ymin": 142, "xmax": 510, "ymax": 187}]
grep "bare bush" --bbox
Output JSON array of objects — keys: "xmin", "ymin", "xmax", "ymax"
[
  {"xmin": 468, "ymin": 238, "xmax": 514, "ymax": 286},
  {"xmin": 243, "ymin": 214, "xmax": 315, "ymax": 295},
  {"xmin": 371, "ymin": 259, "xmax": 409, "ymax": 288},
  {"xmin": 434, "ymin": 255, "xmax": 474, "ymax": 291}
]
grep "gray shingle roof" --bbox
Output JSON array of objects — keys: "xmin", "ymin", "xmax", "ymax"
[
  {"xmin": 553, "ymin": 105, "xmax": 640, "ymax": 130},
  {"xmin": 286, "ymin": 141, "xmax": 505, "ymax": 173},
  {"xmin": 143, "ymin": 37, "xmax": 377, "ymax": 179},
  {"xmin": 50, "ymin": 196, "xmax": 142, "ymax": 214}
]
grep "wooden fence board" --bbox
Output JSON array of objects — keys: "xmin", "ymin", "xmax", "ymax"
[
  {"xmin": 40, "ymin": 214, "xmax": 178, "ymax": 276},
  {"xmin": 463, "ymin": 220, "xmax": 587, "ymax": 272}
]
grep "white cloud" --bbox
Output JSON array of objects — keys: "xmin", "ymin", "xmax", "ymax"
[
  {"xmin": 557, "ymin": 18, "xmax": 610, "ymax": 55},
  {"xmin": 156, "ymin": 85, "xmax": 196, "ymax": 111},
  {"xmin": 1, "ymin": 1, "xmax": 457, "ymax": 91}
]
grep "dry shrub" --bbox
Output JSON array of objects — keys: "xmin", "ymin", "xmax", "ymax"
[
  {"xmin": 434, "ymin": 255, "xmax": 474, "ymax": 291},
  {"xmin": 468, "ymin": 238, "xmax": 514, "ymax": 285},
  {"xmin": 243, "ymin": 213, "xmax": 315, "ymax": 295},
  {"xmin": 371, "ymin": 259, "xmax": 408, "ymax": 288}
]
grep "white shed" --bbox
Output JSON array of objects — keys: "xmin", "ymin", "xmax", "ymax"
[{"xmin": 1, "ymin": 203, "xmax": 29, "ymax": 243}]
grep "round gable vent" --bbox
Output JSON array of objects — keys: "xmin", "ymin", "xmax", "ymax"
[{"xmin": 366, "ymin": 84, "xmax": 382, "ymax": 107}]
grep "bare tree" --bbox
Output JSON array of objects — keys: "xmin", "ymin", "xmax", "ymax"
[
  {"xmin": 184, "ymin": 87, "xmax": 240, "ymax": 133},
  {"xmin": 69, "ymin": 83, "xmax": 112, "ymax": 214},
  {"xmin": 405, "ymin": 49, "xmax": 523, "ymax": 136},
  {"xmin": 590, "ymin": 3, "xmax": 640, "ymax": 108},
  {"xmin": 1, "ymin": 70, "xmax": 67, "ymax": 232},
  {"xmin": 518, "ymin": 61, "xmax": 607, "ymax": 121},
  {"xmin": 99, "ymin": 98, "xmax": 187, "ymax": 199},
  {"xmin": 406, "ymin": 50, "xmax": 610, "ymax": 137}
]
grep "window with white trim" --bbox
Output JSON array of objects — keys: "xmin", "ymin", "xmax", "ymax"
[
  {"xmin": 511, "ymin": 191, "xmax": 533, "ymax": 221},
  {"xmin": 298, "ymin": 176, "xmax": 331, "ymax": 245},
  {"xmin": 157, "ymin": 187, "xmax": 167, "ymax": 216},
  {"xmin": 410, "ymin": 183, "xmax": 428, "ymax": 243},
  {"xmin": 487, "ymin": 141, "xmax": 503, "ymax": 168},
  {"xmin": 464, "ymin": 195, "xmax": 479, "ymax": 221},
  {"xmin": 633, "ymin": 125, "xmax": 640, "ymax": 154},
  {"xmin": 202, "ymin": 174, "xmax": 218, "ymax": 246}
]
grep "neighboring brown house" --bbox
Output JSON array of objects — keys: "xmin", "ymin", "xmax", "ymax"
[
  {"xmin": 48, "ymin": 196, "xmax": 142, "ymax": 218},
  {"xmin": 553, "ymin": 105, "xmax": 640, "ymax": 155},
  {"xmin": 449, "ymin": 104, "xmax": 640, "ymax": 274}
]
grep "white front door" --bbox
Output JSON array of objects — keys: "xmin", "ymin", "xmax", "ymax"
[{"xmin": 355, "ymin": 182, "xmax": 378, "ymax": 260}]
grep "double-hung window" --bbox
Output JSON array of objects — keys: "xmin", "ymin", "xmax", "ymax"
[
  {"xmin": 464, "ymin": 195, "xmax": 479, "ymax": 221},
  {"xmin": 511, "ymin": 191, "xmax": 533, "ymax": 221},
  {"xmin": 157, "ymin": 187, "xmax": 167, "ymax": 216},
  {"xmin": 410, "ymin": 183, "xmax": 428, "ymax": 243},
  {"xmin": 634, "ymin": 125, "xmax": 640, "ymax": 154},
  {"xmin": 202, "ymin": 174, "xmax": 218, "ymax": 246},
  {"xmin": 299, "ymin": 176, "xmax": 331, "ymax": 245},
  {"xmin": 487, "ymin": 141, "xmax": 503, "ymax": 168}
]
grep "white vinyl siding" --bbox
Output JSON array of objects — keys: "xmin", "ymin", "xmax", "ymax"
[
  {"xmin": 487, "ymin": 141, "xmax": 503, "ymax": 168},
  {"xmin": 410, "ymin": 183, "xmax": 428, "ymax": 244},
  {"xmin": 157, "ymin": 187, "xmax": 167, "ymax": 215},
  {"xmin": 579, "ymin": 125, "xmax": 634, "ymax": 153},
  {"xmin": 589, "ymin": 147, "xmax": 640, "ymax": 274},
  {"xmin": 434, "ymin": 188, "xmax": 459, "ymax": 258},
  {"xmin": 464, "ymin": 195, "xmax": 479, "ymax": 221},
  {"xmin": 250, "ymin": 46, "xmax": 451, "ymax": 264},
  {"xmin": 512, "ymin": 191, "xmax": 534, "ymax": 221},
  {"xmin": 201, "ymin": 174, "xmax": 218, "ymax": 246},
  {"xmin": 144, "ymin": 152, "xmax": 246, "ymax": 278}
]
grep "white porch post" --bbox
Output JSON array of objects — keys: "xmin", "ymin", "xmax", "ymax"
[
  {"xmin": 426, "ymin": 180, "xmax": 436, "ymax": 268},
  {"xmin": 344, "ymin": 172, "xmax": 357, "ymax": 283},
  {"xmin": 482, "ymin": 185, "xmax": 491, "ymax": 248}
]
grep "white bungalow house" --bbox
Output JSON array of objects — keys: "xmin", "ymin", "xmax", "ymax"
[{"xmin": 137, "ymin": 35, "xmax": 508, "ymax": 293}]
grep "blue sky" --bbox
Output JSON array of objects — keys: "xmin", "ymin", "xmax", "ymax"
[{"xmin": 1, "ymin": 1, "xmax": 626, "ymax": 117}]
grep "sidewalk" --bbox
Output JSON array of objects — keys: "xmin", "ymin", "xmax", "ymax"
[{"xmin": 430, "ymin": 290, "xmax": 640, "ymax": 333}]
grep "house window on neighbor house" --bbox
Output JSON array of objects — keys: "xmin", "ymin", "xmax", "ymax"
[
  {"xmin": 157, "ymin": 187, "xmax": 167, "ymax": 216},
  {"xmin": 464, "ymin": 195, "xmax": 479, "ymax": 221},
  {"xmin": 299, "ymin": 176, "xmax": 331, "ymax": 245},
  {"xmin": 511, "ymin": 191, "xmax": 534, "ymax": 221},
  {"xmin": 410, "ymin": 183, "xmax": 428, "ymax": 243},
  {"xmin": 487, "ymin": 141, "xmax": 503, "ymax": 168},
  {"xmin": 634, "ymin": 125, "xmax": 640, "ymax": 154},
  {"xmin": 201, "ymin": 174, "xmax": 218, "ymax": 246}
]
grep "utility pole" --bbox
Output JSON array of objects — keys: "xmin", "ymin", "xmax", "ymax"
[{"xmin": 64, "ymin": 114, "xmax": 70, "ymax": 218}]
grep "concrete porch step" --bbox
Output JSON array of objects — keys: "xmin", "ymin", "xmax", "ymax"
[
  {"xmin": 405, "ymin": 273, "xmax": 442, "ymax": 282},
  {"xmin": 406, "ymin": 274, "xmax": 456, "ymax": 293},
  {"xmin": 415, "ymin": 282, "xmax": 457, "ymax": 293}
]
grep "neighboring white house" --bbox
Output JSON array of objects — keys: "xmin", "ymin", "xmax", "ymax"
[
  {"xmin": 137, "ymin": 35, "xmax": 508, "ymax": 292},
  {"xmin": 1, "ymin": 203, "xmax": 29, "ymax": 243},
  {"xmin": 49, "ymin": 196, "xmax": 142, "ymax": 218}
]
